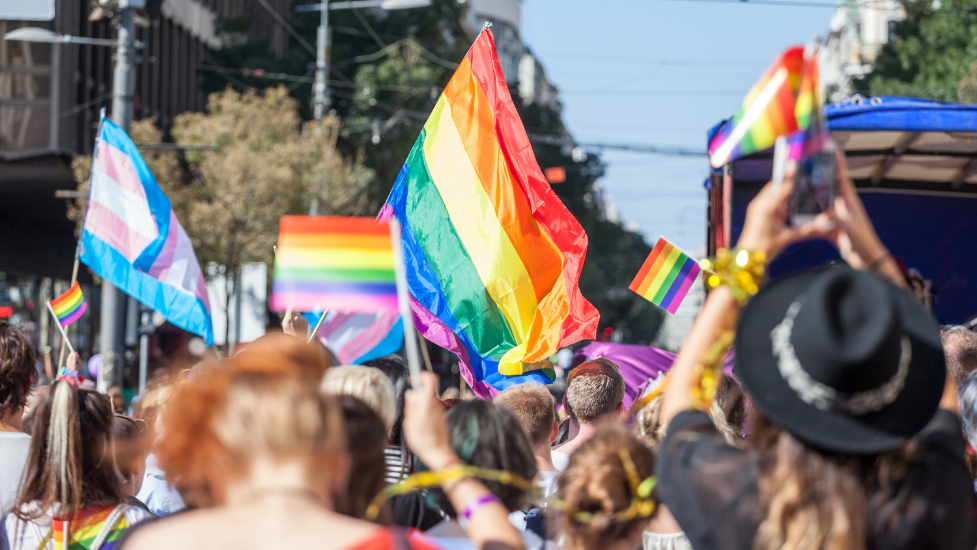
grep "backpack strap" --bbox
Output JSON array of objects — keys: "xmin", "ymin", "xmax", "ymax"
[{"xmin": 88, "ymin": 505, "xmax": 127, "ymax": 550}]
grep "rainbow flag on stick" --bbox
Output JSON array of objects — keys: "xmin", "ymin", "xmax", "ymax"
[
  {"xmin": 49, "ymin": 282, "xmax": 87, "ymax": 327},
  {"xmin": 46, "ymin": 282, "xmax": 87, "ymax": 354},
  {"xmin": 270, "ymin": 216, "xmax": 399, "ymax": 313},
  {"xmin": 708, "ymin": 46, "xmax": 813, "ymax": 168},
  {"xmin": 630, "ymin": 238, "xmax": 702, "ymax": 314}
]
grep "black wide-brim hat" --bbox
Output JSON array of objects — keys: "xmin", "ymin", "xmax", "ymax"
[{"xmin": 735, "ymin": 266, "xmax": 945, "ymax": 455}]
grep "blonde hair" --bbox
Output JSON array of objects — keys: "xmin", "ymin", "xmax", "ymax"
[
  {"xmin": 320, "ymin": 365, "xmax": 396, "ymax": 429},
  {"xmin": 494, "ymin": 383, "xmax": 555, "ymax": 447},
  {"xmin": 634, "ymin": 394, "xmax": 739, "ymax": 451}
]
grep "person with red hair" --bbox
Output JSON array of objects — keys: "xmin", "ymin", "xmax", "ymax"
[{"xmin": 119, "ymin": 334, "xmax": 525, "ymax": 550}]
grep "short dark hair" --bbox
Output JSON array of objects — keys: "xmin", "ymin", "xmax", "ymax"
[
  {"xmin": 431, "ymin": 400, "xmax": 538, "ymax": 516},
  {"xmin": 565, "ymin": 358, "xmax": 626, "ymax": 423},
  {"xmin": 0, "ymin": 320, "xmax": 36, "ymax": 419}
]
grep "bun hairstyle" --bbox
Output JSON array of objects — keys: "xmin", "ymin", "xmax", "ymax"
[
  {"xmin": 556, "ymin": 426, "xmax": 656, "ymax": 549},
  {"xmin": 157, "ymin": 333, "xmax": 344, "ymax": 508},
  {"xmin": 15, "ymin": 381, "xmax": 122, "ymax": 520}
]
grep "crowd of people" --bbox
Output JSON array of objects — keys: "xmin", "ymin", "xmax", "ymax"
[{"xmin": 2, "ymin": 155, "xmax": 977, "ymax": 550}]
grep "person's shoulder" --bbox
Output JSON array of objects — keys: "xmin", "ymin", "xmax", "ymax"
[
  {"xmin": 0, "ymin": 433, "xmax": 31, "ymax": 454},
  {"xmin": 117, "ymin": 509, "xmax": 213, "ymax": 550}
]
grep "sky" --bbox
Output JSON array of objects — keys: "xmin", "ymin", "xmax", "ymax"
[{"xmin": 520, "ymin": 0, "xmax": 834, "ymax": 253}]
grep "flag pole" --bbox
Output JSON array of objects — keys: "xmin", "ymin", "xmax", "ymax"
[
  {"xmin": 417, "ymin": 329, "xmax": 433, "ymax": 372},
  {"xmin": 56, "ymin": 260, "xmax": 82, "ymax": 371},
  {"xmin": 307, "ymin": 309, "xmax": 330, "ymax": 344},
  {"xmin": 47, "ymin": 302, "xmax": 75, "ymax": 355},
  {"xmin": 389, "ymin": 219, "xmax": 422, "ymax": 385}
]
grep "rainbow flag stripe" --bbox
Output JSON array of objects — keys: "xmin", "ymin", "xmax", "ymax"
[
  {"xmin": 270, "ymin": 216, "xmax": 399, "ymax": 313},
  {"xmin": 629, "ymin": 238, "xmax": 701, "ymax": 314},
  {"xmin": 50, "ymin": 282, "xmax": 87, "ymax": 327},
  {"xmin": 379, "ymin": 28, "xmax": 598, "ymax": 396},
  {"xmin": 708, "ymin": 47, "xmax": 805, "ymax": 168},
  {"xmin": 53, "ymin": 504, "xmax": 130, "ymax": 550}
]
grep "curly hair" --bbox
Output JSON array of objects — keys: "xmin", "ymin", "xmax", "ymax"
[
  {"xmin": 0, "ymin": 320, "xmax": 36, "ymax": 419},
  {"xmin": 157, "ymin": 333, "xmax": 344, "ymax": 507},
  {"xmin": 556, "ymin": 425, "xmax": 656, "ymax": 549}
]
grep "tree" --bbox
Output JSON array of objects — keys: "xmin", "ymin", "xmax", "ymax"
[
  {"xmin": 71, "ymin": 86, "xmax": 374, "ymax": 345},
  {"xmin": 860, "ymin": 0, "xmax": 977, "ymax": 102}
]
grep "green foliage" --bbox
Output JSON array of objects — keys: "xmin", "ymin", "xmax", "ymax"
[{"xmin": 860, "ymin": 0, "xmax": 977, "ymax": 102}]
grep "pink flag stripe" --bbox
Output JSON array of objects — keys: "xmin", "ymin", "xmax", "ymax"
[
  {"xmin": 333, "ymin": 313, "xmax": 400, "ymax": 364},
  {"xmin": 59, "ymin": 302, "xmax": 87, "ymax": 326},
  {"xmin": 146, "ymin": 211, "xmax": 210, "ymax": 309},
  {"xmin": 665, "ymin": 264, "xmax": 701, "ymax": 314},
  {"xmin": 94, "ymin": 140, "xmax": 148, "ymax": 200},
  {"xmin": 84, "ymin": 201, "xmax": 156, "ymax": 263},
  {"xmin": 270, "ymin": 293, "xmax": 400, "ymax": 313}
]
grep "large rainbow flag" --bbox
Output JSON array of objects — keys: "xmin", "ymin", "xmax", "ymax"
[{"xmin": 379, "ymin": 28, "xmax": 598, "ymax": 396}]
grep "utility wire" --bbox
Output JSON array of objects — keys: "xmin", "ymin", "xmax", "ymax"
[
  {"xmin": 660, "ymin": 0, "xmax": 977, "ymax": 15},
  {"xmin": 253, "ymin": 0, "xmax": 316, "ymax": 55},
  {"xmin": 351, "ymin": 8, "xmax": 387, "ymax": 49}
]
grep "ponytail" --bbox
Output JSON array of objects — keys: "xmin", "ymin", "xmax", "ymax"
[
  {"xmin": 46, "ymin": 380, "xmax": 83, "ymax": 512},
  {"xmin": 15, "ymin": 383, "xmax": 123, "ymax": 520}
]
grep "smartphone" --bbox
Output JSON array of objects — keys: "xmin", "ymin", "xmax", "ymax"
[{"xmin": 789, "ymin": 137, "xmax": 836, "ymax": 225}]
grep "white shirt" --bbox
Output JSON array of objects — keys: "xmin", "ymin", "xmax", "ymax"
[
  {"xmin": 550, "ymin": 451, "xmax": 571, "ymax": 473},
  {"xmin": 0, "ymin": 433, "xmax": 31, "ymax": 515}
]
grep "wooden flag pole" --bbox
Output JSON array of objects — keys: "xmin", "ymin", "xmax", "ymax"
[
  {"xmin": 307, "ymin": 309, "xmax": 330, "ymax": 344},
  {"xmin": 47, "ymin": 302, "xmax": 75, "ymax": 355},
  {"xmin": 56, "ymin": 257, "xmax": 82, "ymax": 369},
  {"xmin": 389, "ymin": 219, "xmax": 423, "ymax": 385}
]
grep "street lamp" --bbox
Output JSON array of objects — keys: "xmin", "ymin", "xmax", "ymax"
[
  {"xmin": 3, "ymin": 27, "xmax": 118, "ymax": 46},
  {"xmin": 295, "ymin": 0, "xmax": 433, "ymax": 120}
]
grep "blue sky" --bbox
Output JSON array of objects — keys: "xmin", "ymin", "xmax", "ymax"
[{"xmin": 521, "ymin": 0, "xmax": 833, "ymax": 253}]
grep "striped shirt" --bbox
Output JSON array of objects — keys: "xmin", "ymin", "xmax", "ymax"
[{"xmin": 385, "ymin": 446, "xmax": 407, "ymax": 485}]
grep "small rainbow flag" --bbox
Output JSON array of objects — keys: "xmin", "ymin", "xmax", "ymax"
[
  {"xmin": 270, "ymin": 216, "xmax": 398, "ymax": 313},
  {"xmin": 629, "ymin": 238, "xmax": 702, "ymax": 314},
  {"xmin": 49, "ymin": 282, "xmax": 87, "ymax": 327},
  {"xmin": 708, "ymin": 46, "xmax": 805, "ymax": 168}
]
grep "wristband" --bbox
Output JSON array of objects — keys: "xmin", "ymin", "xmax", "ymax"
[{"xmin": 461, "ymin": 494, "xmax": 500, "ymax": 520}]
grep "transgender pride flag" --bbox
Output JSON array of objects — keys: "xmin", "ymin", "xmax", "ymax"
[{"xmin": 80, "ymin": 116, "xmax": 214, "ymax": 345}]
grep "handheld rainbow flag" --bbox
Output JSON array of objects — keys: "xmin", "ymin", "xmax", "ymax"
[
  {"xmin": 708, "ymin": 46, "xmax": 812, "ymax": 168},
  {"xmin": 629, "ymin": 238, "xmax": 702, "ymax": 314},
  {"xmin": 270, "ymin": 216, "xmax": 398, "ymax": 313},
  {"xmin": 49, "ymin": 282, "xmax": 87, "ymax": 327},
  {"xmin": 379, "ymin": 27, "xmax": 599, "ymax": 397}
]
